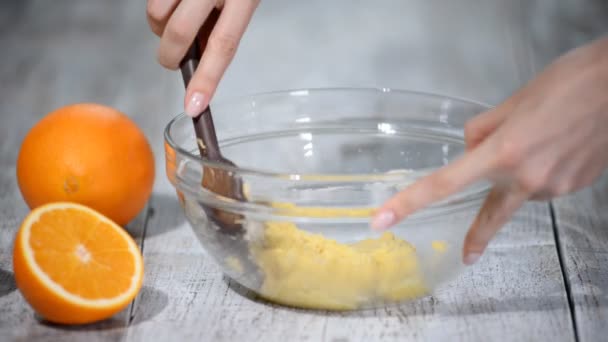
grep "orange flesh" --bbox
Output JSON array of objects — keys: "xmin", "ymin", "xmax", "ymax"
[{"xmin": 28, "ymin": 208, "xmax": 135, "ymax": 300}]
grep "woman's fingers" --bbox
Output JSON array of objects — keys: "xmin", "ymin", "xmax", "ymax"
[
  {"xmin": 157, "ymin": 0, "xmax": 217, "ymax": 70},
  {"xmin": 148, "ymin": 0, "xmax": 259, "ymax": 117},
  {"xmin": 464, "ymin": 108, "xmax": 508, "ymax": 150},
  {"xmin": 462, "ymin": 183, "xmax": 529, "ymax": 265},
  {"xmin": 146, "ymin": 0, "xmax": 180, "ymax": 36},
  {"xmin": 464, "ymin": 89, "xmax": 527, "ymax": 150},
  {"xmin": 371, "ymin": 140, "xmax": 498, "ymax": 230},
  {"xmin": 184, "ymin": 0, "xmax": 260, "ymax": 117}
]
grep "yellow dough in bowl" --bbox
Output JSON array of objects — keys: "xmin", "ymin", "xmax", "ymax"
[{"xmin": 250, "ymin": 215, "xmax": 428, "ymax": 310}]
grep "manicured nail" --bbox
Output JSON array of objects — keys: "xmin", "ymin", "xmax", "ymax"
[
  {"xmin": 464, "ymin": 253, "xmax": 481, "ymax": 266},
  {"xmin": 185, "ymin": 92, "xmax": 206, "ymax": 117},
  {"xmin": 371, "ymin": 210, "xmax": 396, "ymax": 231}
]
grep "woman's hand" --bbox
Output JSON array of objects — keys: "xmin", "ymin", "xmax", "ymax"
[
  {"xmin": 147, "ymin": 0, "xmax": 260, "ymax": 116},
  {"xmin": 372, "ymin": 36, "xmax": 608, "ymax": 265}
]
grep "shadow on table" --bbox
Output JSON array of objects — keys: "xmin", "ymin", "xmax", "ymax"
[
  {"xmin": 434, "ymin": 295, "xmax": 571, "ymax": 316},
  {"xmin": 223, "ymin": 275, "xmax": 423, "ymax": 318},
  {"xmin": 37, "ymin": 285, "xmax": 168, "ymax": 331},
  {"xmin": 127, "ymin": 192, "xmax": 185, "ymax": 240},
  {"xmin": 224, "ymin": 276, "xmax": 606, "ymax": 318},
  {"xmin": 146, "ymin": 192, "xmax": 186, "ymax": 238},
  {"xmin": 129, "ymin": 285, "xmax": 170, "ymax": 325},
  {"xmin": 0, "ymin": 268, "xmax": 17, "ymax": 298}
]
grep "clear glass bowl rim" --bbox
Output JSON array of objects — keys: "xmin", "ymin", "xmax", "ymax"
[{"xmin": 163, "ymin": 87, "xmax": 493, "ymax": 220}]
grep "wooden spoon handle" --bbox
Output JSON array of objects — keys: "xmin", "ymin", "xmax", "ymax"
[{"xmin": 179, "ymin": 9, "xmax": 222, "ymax": 160}]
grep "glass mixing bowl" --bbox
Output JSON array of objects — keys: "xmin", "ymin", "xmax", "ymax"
[{"xmin": 164, "ymin": 88, "xmax": 491, "ymax": 310}]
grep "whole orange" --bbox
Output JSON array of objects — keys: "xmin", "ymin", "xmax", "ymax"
[{"xmin": 16, "ymin": 103, "xmax": 155, "ymax": 226}]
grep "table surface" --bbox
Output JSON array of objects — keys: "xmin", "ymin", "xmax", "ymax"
[{"xmin": 1, "ymin": 1, "xmax": 607, "ymax": 341}]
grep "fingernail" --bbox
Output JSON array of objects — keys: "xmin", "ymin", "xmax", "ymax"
[
  {"xmin": 371, "ymin": 210, "xmax": 396, "ymax": 231},
  {"xmin": 185, "ymin": 92, "xmax": 206, "ymax": 117},
  {"xmin": 464, "ymin": 252, "xmax": 482, "ymax": 266}
]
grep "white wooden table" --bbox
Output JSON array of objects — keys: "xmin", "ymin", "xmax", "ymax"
[{"xmin": 1, "ymin": 1, "xmax": 607, "ymax": 341}]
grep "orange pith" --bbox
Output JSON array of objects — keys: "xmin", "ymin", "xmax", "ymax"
[{"xmin": 13, "ymin": 202, "xmax": 144, "ymax": 325}]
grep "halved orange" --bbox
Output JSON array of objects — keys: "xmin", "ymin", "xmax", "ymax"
[{"xmin": 13, "ymin": 202, "xmax": 144, "ymax": 324}]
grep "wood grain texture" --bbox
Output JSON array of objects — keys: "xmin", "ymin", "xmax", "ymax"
[
  {"xmin": 537, "ymin": 4, "xmax": 608, "ymax": 341},
  {"xmin": 2, "ymin": 0, "xmax": 607, "ymax": 341},
  {"xmin": 552, "ymin": 174, "xmax": 608, "ymax": 342},
  {"xmin": 0, "ymin": 1, "xmax": 154, "ymax": 341},
  {"xmin": 127, "ymin": 188, "xmax": 574, "ymax": 341}
]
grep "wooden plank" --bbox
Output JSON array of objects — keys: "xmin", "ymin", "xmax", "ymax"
[
  {"xmin": 533, "ymin": 2, "xmax": 608, "ymax": 340},
  {"xmin": 0, "ymin": 212, "xmax": 147, "ymax": 342},
  {"xmin": 1, "ymin": 0, "xmax": 595, "ymax": 340},
  {"xmin": 552, "ymin": 173, "xmax": 608, "ymax": 342},
  {"xmin": 126, "ymin": 179, "xmax": 573, "ymax": 341},
  {"xmin": 0, "ymin": 0, "xmax": 154, "ymax": 340},
  {"xmin": 0, "ymin": 124, "xmax": 146, "ymax": 341},
  {"xmin": 128, "ymin": 0, "xmax": 574, "ymax": 340}
]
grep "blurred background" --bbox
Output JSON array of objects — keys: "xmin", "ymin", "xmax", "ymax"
[{"xmin": 1, "ymin": 0, "xmax": 607, "ymax": 190}]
